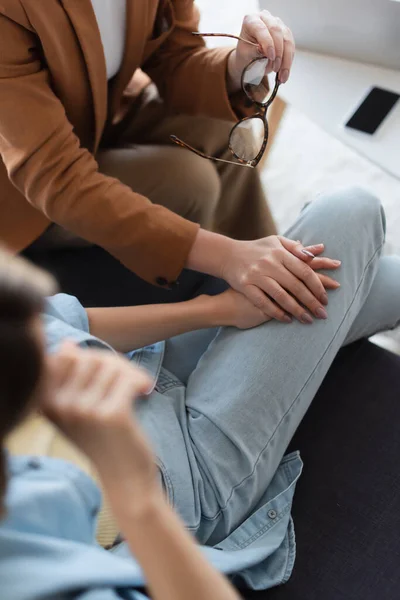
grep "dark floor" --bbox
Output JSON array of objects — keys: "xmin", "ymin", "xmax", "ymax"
[{"xmin": 242, "ymin": 340, "xmax": 400, "ymax": 600}]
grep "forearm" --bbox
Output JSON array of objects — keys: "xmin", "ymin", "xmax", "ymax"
[
  {"xmin": 86, "ymin": 295, "xmax": 222, "ymax": 352},
  {"xmin": 106, "ymin": 486, "xmax": 240, "ymax": 600},
  {"xmin": 186, "ymin": 228, "xmax": 237, "ymax": 280}
]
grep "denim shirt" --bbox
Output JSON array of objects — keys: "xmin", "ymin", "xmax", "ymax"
[
  {"xmin": 44, "ymin": 294, "xmax": 165, "ymax": 394},
  {"xmin": 0, "ymin": 295, "xmax": 303, "ymax": 599}
]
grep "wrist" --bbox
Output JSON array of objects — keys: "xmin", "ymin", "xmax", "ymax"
[
  {"xmin": 91, "ymin": 428, "xmax": 160, "ymax": 506},
  {"xmin": 190, "ymin": 294, "xmax": 228, "ymax": 328},
  {"xmin": 107, "ymin": 478, "xmax": 166, "ymax": 525},
  {"xmin": 101, "ymin": 460, "xmax": 162, "ymax": 518},
  {"xmin": 186, "ymin": 229, "xmax": 236, "ymax": 280}
]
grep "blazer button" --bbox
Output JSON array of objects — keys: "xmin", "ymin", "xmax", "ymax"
[{"xmin": 156, "ymin": 276, "xmax": 169, "ymax": 287}]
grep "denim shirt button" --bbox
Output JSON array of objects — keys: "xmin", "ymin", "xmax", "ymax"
[
  {"xmin": 28, "ymin": 458, "xmax": 41, "ymax": 470},
  {"xmin": 268, "ymin": 509, "xmax": 277, "ymax": 519}
]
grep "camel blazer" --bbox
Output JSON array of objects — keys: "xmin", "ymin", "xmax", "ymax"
[{"xmin": 0, "ymin": 0, "xmax": 253, "ymax": 285}]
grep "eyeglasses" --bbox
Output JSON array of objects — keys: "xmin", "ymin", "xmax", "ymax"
[{"xmin": 170, "ymin": 32, "xmax": 281, "ymax": 169}]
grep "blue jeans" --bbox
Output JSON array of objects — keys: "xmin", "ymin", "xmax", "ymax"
[{"xmin": 135, "ymin": 188, "xmax": 400, "ymax": 546}]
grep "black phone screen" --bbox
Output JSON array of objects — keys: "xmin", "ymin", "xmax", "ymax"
[{"xmin": 345, "ymin": 87, "xmax": 400, "ymax": 135}]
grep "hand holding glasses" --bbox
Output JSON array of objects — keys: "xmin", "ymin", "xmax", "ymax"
[{"xmin": 171, "ymin": 32, "xmax": 281, "ymax": 169}]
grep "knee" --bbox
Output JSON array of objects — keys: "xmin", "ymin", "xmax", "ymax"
[
  {"xmin": 316, "ymin": 186, "xmax": 386, "ymax": 239},
  {"xmin": 173, "ymin": 153, "xmax": 221, "ymax": 226},
  {"xmin": 343, "ymin": 186, "xmax": 383, "ymax": 221},
  {"xmin": 371, "ymin": 256, "xmax": 400, "ymax": 325},
  {"xmin": 348, "ymin": 187, "xmax": 386, "ymax": 239}
]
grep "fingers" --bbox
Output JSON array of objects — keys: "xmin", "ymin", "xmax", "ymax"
[
  {"xmin": 76, "ymin": 356, "xmax": 151, "ymax": 414},
  {"xmin": 78, "ymin": 361, "xmax": 122, "ymax": 411},
  {"xmin": 302, "ymin": 245, "xmax": 342, "ymax": 272},
  {"xmin": 279, "ymin": 24, "xmax": 295, "ymax": 83},
  {"xmin": 241, "ymin": 11, "xmax": 295, "ymax": 79},
  {"xmin": 271, "ymin": 267, "xmax": 327, "ymax": 321},
  {"xmin": 259, "ymin": 11, "xmax": 284, "ymax": 69},
  {"xmin": 262, "ymin": 277, "xmax": 314, "ymax": 324},
  {"xmin": 259, "ymin": 11, "xmax": 295, "ymax": 77},
  {"xmin": 282, "ymin": 251, "xmax": 328, "ymax": 306},
  {"xmin": 316, "ymin": 273, "xmax": 341, "ymax": 290},
  {"xmin": 46, "ymin": 346, "xmax": 153, "ymax": 421},
  {"xmin": 310, "ymin": 257, "xmax": 342, "ymax": 271},
  {"xmin": 47, "ymin": 341, "xmax": 78, "ymax": 389},
  {"xmin": 98, "ymin": 369, "xmax": 151, "ymax": 419},
  {"xmin": 245, "ymin": 284, "xmax": 292, "ymax": 323},
  {"xmin": 279, "ymin": 238, "xmax": 319, "ymax": 260},
  {"xmin": 242, "ymin": 13, "xmax": 276, "ymax": 61},
  {"xmin": 278, "ymin": 237, "xmax": 342, "ymax": 271},
  {"xmin": 279, "ymin": 237, "xmax": 321, "ymax": 260},
  {"xmin": 63, "ymin": 350, "xmax": 103, "ymax": 397}
]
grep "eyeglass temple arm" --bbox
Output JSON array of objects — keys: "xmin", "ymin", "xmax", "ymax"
[
  {"xmin": 170, "ymin": 135, "xmax": 253, "ymax": 168},
  {"xmin": 192, "ymin": 32, "xmax": 260, "ymax": 48}
]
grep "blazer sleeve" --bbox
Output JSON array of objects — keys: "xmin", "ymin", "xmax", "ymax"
[
  {"xmin": 0, "ymin": 14, "xmax": 199, "ymax": 287},
  {"xmin": 142, "ymin": 1, "xmax": 257, "ymax": 121}
]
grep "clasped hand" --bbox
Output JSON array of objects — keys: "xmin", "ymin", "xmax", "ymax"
[{"xmin": 219, "ymin": 235, "xmax": 341, "ymax": 326}]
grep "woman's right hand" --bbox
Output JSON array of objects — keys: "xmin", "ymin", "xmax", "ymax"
[
  {"xmin": 42, "ymin": 343, "xmax": 158, "ymax": 498},
  {"xmin": 219, "ymin": 235, "xmax": 341, "ymax": 324},
  {"xmin": 188, "ymin": 230, "xmax": 341, "ymax": 325}
]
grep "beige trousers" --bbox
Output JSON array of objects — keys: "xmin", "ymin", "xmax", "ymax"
[
  {"xmin": 98, "ymin": 84, "xmax": 279, "ymax": 241},
  {"xmin": 38, "ymin": 84, "xmax": 281, "ymax": 251}
]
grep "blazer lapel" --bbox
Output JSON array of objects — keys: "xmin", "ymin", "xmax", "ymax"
[
  {"xmin": 60, "ymin": 0, "xmax": 108, "ymax": 150},
  {"xmin": 109, "ymin": 0, "xmax": 149, "ymax": 116}
]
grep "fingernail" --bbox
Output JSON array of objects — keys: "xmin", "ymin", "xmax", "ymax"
[
  {"xmin": 274, "ymin": 57, "xmax": 282, "ymax": 72},
  {"xmin": 333, "ymin": 281, "xmax": 341, "ymax": 288},
  {"xmin": 267, "ymin": 47, "xmax": 275, "ymax": 61},
  {"xmin": 302, "ymin": 249, "xmax": 315, "ymax": 259},
  {"xmin": 333, "ymin": 260, "xmax": 342, "ymax": 266},
  {"xmin": 280, "ymin": 68, "xmax": 289, "ymax": 83},
  {"xmin": 316, "ymin": 307, "xmax": 328, "ymax": 320},
  {"xmin": 283, "ymin": 315, "xmax": 292, "ymax": 323},
  {"xmin": 321, "ymin": 292, "xmax": 329, "ymax": 305},
  {"xmin": 315, "ymin": 243, "xmax": 324, "ymax": 249},
  {"xmin": 301, "ymin": 313, "xmax": 313, "ymax": 325}
]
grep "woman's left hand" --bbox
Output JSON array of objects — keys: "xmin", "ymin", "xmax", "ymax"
[
  {"xmin": 42, "ymin": 343, "xmax": 157, "ymax": 498},
  {"xmin": 227, "ymin": 10, "xmax": 295, "ymax": 91}
]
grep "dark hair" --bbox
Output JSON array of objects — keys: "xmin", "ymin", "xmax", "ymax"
[{"xmin": 0, "ymin": 249, "xmax": 56, "ymax": 515}]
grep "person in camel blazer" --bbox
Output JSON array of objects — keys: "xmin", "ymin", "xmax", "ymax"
[{"xmin": 0, "ymin": 1, "xmax": 296, "ymax": 308}]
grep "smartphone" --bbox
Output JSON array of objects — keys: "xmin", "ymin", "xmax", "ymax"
[{"xmin": 345, "ymin": 87, "xmax": 400, "ymax": 135}]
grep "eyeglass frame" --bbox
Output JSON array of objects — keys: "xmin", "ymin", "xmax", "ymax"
[{"xmin": 170, "ymin": 32, "xmax": 281, "ymax": 169}]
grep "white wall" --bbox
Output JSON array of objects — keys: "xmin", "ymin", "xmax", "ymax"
[
  {"xmin": 197, "ymin": 0, "xmax": 259, "ymax": 45},
  {"xmin": 259, "ymin": 0, "xmax": 400, "ymax": 69}
]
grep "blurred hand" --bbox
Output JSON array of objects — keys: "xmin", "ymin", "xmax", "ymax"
[
  {"xmin": 220, "ymin": 236, "xmax": 341, "ymax": 324},
  {"xmin": 42, "ymin": 343, "xmax": 157, "ymax": 492},
  {"xmin": 227, "ymin": 9, "xmax": 295, "ymax": 91}
]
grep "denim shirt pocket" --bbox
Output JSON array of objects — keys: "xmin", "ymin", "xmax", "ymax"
[
  {"xmin": 128, "ymin": 342, "xmax": 165, "ymax": 394},
  {"xmin": 155, "ymin": 367, "xmax": 185, "ymax": 394}
]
